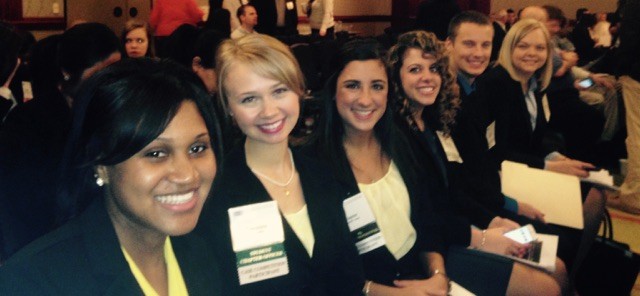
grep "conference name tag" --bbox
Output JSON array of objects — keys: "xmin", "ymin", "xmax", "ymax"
[
  {"xmin": 229, "ymin": 201, "xmax": 289, "ymax": 285},
  {"xmin": 343, "ymin": 193, "xmax": 385, "ymax": 254}
]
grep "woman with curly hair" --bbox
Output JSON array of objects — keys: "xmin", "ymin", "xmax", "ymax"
[{"xmin": 387, "ymin": 30, "xmax": 568, "ymax": 295}]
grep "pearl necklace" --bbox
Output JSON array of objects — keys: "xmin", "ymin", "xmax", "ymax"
[{"xmin": 250, "ymin": 149, "xmax": 296, "ymax": 196}]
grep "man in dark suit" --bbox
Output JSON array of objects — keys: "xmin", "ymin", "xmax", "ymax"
[
  {"xmin": 250, "ymin": 0, "xmax": 298, "ymax": 36},
  {"xmin": 490, "ymin": 9, "xmax": 508, "ymax": 62}
]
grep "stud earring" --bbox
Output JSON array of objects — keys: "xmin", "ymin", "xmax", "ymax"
[{"xmin": 94, "ymin": 173, "xmax": 104, "ymax": 187}]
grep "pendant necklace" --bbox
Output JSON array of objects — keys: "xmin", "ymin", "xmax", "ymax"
[{"xmin": 250, "ymin": 148, "xmax": 296, "ymax": 196}]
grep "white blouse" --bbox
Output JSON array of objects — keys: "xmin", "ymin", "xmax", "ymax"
[
  {"xmin": 284, "ymin": 204, "xmax": 315, "ymax": 257},
  {"xmin": 358, "ymin": 161, "xmax": 416, "ymax": 260}
]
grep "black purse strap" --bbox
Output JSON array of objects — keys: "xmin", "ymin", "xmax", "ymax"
[{"xmin": 600, "ymin": 208, "xmax": 614, "ymax": 240}]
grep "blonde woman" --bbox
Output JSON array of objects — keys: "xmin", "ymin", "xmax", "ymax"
[
  {"xmin": 474, "ymin": 18, "xmax": 606, "ymax": 280},
  {"xmin": 196, "ymin": 34, "xmax": 364, "ymax": 295}
]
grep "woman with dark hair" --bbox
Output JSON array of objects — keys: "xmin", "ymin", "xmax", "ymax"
[
  {"xmin": 0, "ymin": 23, "xmax": 121, "ymax": 260},
  {"xmin": 310, "ymin": 38, "xmax": 451, "ymax": 295},
  {"xmin": 0, "ymin": 58, "xmax": 223, "ymax": 295},
  {"xmin": 196, "ymin": 34, "xmax": 363, "ymax": 295},
  {"xmin": 121, "ymin": 20, "xmax": 156, "ymax": 58},
  {"xmin": 387, "ymin": 29, "xmax": 568, "ymax": 295},
  {"xmin": 191, "ymin": 29, "xmax": 226, "ymax": 96},
  {"xmin": 205, "ymin": 0, "xmax": 231, "ymax": 38},
  {"xmin": 58, "ymin": 23, "xmax": 122, "ymax": 104}
]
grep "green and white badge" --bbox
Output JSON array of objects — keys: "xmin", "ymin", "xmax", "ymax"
[
  {"xmin": 343, "ymin": 193, "xmax": 385, "ymax": 254},
  {"xmin": 229, "ymin": 201, "xmax": 289, "ymax": 285}
]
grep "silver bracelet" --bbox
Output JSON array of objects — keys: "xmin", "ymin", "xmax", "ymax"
[{"xmin": 480, "ymin": 229, "xmax": 487, "ymax": 250}]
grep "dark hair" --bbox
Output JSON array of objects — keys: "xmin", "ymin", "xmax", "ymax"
[
  {"xmin": 576, "ymin": 8, "xmax": 589, "ymax": 21},
  {"xmin": 312, "ymin": 39, "xmax": 401, "ymax": 182},
  {"xmin": 163, "ymin": 24, "xmax": 200, "ymax": 67},
  {"xmin": 237, "ymin": 4, "xmax": 254, "ymax": 20},
  {"xmin": 28, "ymin": 34, "xmax": 64, "ymax": 98},
  {"xmin": 543, "ymin": 5, "xmax": 566, "ymax": 26},
  {"xmin": 193, "ymin": 29, "xmax": 226, "ymax": 69},
  {"xmin": 57, "ymin": 58, "xmax": 223, "ymax": 222},
  {"xmin": 507, "ymin": 8, "xmax": 515, "ymax": 14},
  {"xmin": 447, "ymin": 10, "xmax": 491, "ymax": 41},
  {"xmin": 387, "ymin": 30, "xmax": 460, "ymax": 135},
  {"xmin": 0, "ymin": 24, "xmax": 22, "ymax": 85},
  {"xmin": 205, "ymin": 8, "xmax": 231, "ymax": 37},
  {"xmin": 57, "ymin": 23, "xmax": 121, "ymax": 98}
]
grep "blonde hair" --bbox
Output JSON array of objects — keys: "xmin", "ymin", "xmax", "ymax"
[
  {"xmin": 215, "ymin": 34, "xmax": 305, "ymax": 115},
  {"xmin": 496, "ymin": 18, "xmax": 553, "ymax": 90}
]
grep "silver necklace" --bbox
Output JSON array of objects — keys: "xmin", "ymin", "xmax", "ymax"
[{"xmin": 250, "ymin": 149, "xmax": 296, "ymax": 196}]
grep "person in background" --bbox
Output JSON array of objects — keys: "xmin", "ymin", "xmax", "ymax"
[
  {"xmin": 274, "ymin": 0, "xmax": 298, "ymax": 36},
  {"xmin": 150, "ymin": 0, "xmax": 203, "ymax": 57},
  {"xmin": 592, "ymin": 12, "xmax": 613, "ymax": 48},
  {"xmin": 307, "ymin": 0, "xmax": 335, "ymax": 39},
  {"xmin": 205, "ymin": 0, "xmax": 231, "ymax": 38},
  {"xmin": 121, "ymin": 20, "xmax": 156, "ymax": 58},
  {"xmin": 609, "ymin": 0, "xmax": 640, "ymax": 214},
  {"xmin": 192, "ymin": 30, "xmax": 226, "ymax": 96},
  {"xmin": 231, "ymin": 4, "xmax": 258, "ymax": 40},
  {"xmin": 491, "ymin": 9, "xmax": 508, "ymax": 61},
  {"xmin": 0, "ymin": 23, "xmax": 21, "ymax": 121},
  {"xmin": 506, "ymin": 8, "xmax": 517, "ymax": 30},
  {"xmin": 196, "ymin": 34, "xmax": 364, "ymax": 295},
  {"xmin": 0, "ymin": 58, "xmax": 224, "ymax": 294},
  {"xmin": 0, "ymin": 23, "xmax": 122, "ymax": 261}
]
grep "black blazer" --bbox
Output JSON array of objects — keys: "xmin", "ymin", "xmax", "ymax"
[
  {"xmin": 491, "ymin": 21, "xmax": 507, "ymax": 62},
  {"xmin": 315, "ymin": 139, "xmax": 446, "ymax": 286},
  {"xmin": 395, "ymin": 117, "xmax": 474, "ymax": 247},
  {"xmin": 197, "ymin": 146, "xmax": 364, "ymax": 295},
  {"xmin": 473, "ymin": 65, "xmax": 555, "ymax": 170},
  {"xmin": 447, "ymin": 84, "xmax": 508, "ymax": 224},
  {"xmin": 0, "ymin": 199, "xmax": 222, "ymax": 295}
]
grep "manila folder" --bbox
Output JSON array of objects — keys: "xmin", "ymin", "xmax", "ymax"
[{"xmin": 501, "ymin": 161, "xmax": 584, "ymax": 229}]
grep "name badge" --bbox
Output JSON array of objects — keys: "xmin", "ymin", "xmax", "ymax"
[
  {"xmin": 436, "ymin": 131, "xmax": 463, "ymax": 163},
  {"xmin": 22, "ymin": 81, "xmax": 33, "ymax": 102},
  {"xmin": 229, "ymin": 201, "xmax": 289, "ymax": 285},
  {"xmin": 286, "ymin": 1, "xmax": 294, "ymax": 10},
  {"xmin": 343, "ymin": 193, "xmax": 385, "ymax": 254},
  {"xmin": 486, "ymin": 120, "xmax": 496, "ymax": 149}
]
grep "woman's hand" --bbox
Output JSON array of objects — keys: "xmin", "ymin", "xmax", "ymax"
[
  {"xmin": 392, "ymin": 276, "xmax": 449, "ymax": 296},
  {"xmin": 517, "ymin": 202, "xmax": 546, "ymax": 223},
  {"xmin": 545, "ymin": 158, "xmax": 594, "ymax": 177},
  {"xmin": 488, "ymin": 216, "xmax": 520, "ymax": 230},
  {"xmin": 482, "ymin": 227, "xmax": 528, "ymax": 257}
]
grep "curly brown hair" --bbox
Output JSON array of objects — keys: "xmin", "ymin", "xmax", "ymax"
[{"xmin": 387, "ymin": 30, "xmax": 460, "ymax": 135}]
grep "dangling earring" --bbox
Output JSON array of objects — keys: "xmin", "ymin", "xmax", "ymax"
[{"xmin": 94, "ymin": 173, "xmax": 104, "ymax": 187}]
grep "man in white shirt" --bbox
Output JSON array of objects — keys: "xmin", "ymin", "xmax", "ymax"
[{"xmin": 231, "ymin": 4, "xmax": 258, "ymax": 39}]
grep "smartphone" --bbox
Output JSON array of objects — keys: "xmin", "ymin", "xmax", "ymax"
[
  {"xmin": 504, "ymin": 224, "xmax": 537, "ymax": 244},
  {"xmin": 578, "ymin": 77, "xmax": 595, "ymax": 88}
]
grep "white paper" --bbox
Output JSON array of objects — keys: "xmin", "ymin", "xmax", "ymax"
[
  {"xmin": 450, "ymin": 281, "xmax": 476, "ymax": 296},
  {"xmin": 582, "ymin": 169, "xmax": 619, "ymax": 191},
  {"xmin": 501, "ymin": 161, "xmax": 584, "ymax": 229}
]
